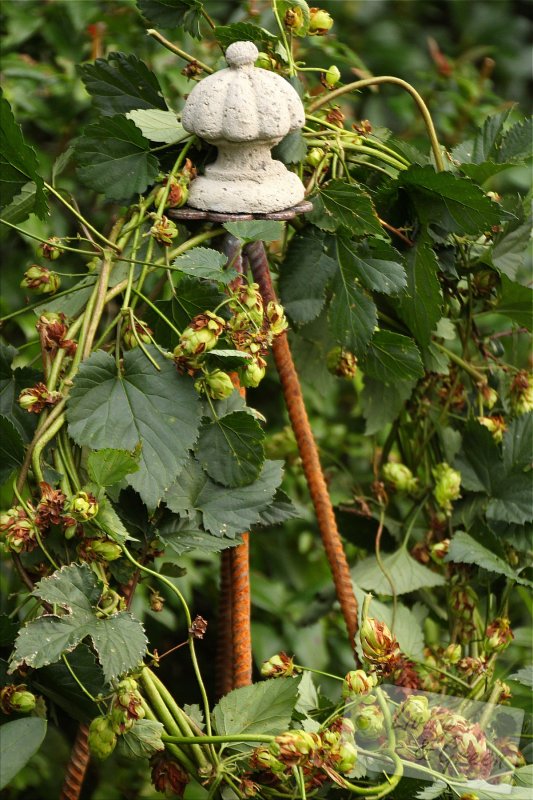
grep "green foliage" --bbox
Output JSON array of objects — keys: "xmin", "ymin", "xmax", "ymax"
[
  {"xmin": 0, "ymin": 718, "xmax": 47, "ymax": 791},
  {"xmin": 9, "ymin": 564, "xmax": 147, "ymax": 681},
  {"xmin": 79, "ymin": 52, "xmax": 168, "ymax": 115},
  {"xmin": 172, "ymin": 247, "xmax": 237, "ymax": 283},
  {"xmin": 67, "ymin": 348, "xmax": 200, "ymax": 507},
  {"xmin": 75, "ymin": 116, "xmax": 159, "ymax": 200},
  {"xmin": 196, "ymin": 410, "xmax": 265, "ymax": 488},
  {"xmin": 212, "ymin": 676, "xmax": 300, "ymax": 742},
  {"xmin": 0, "ymin": 95, "xmax": 47, "ymax": 219}
]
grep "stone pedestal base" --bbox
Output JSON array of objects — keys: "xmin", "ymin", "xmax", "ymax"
[{"xmin": 187, "ymin": 170, "xmax": 304, "ymax": 214}]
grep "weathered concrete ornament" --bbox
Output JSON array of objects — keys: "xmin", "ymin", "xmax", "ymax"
[{"xmin": 182, "ymin": 41, "xmax": 306, "ymax": 214}]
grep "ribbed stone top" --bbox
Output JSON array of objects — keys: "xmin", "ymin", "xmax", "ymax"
[{"xmin": 181, "ymin": 41, "xmax": 305, "ymax": 143}]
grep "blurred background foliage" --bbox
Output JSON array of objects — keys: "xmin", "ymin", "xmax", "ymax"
[{"xmin": 1, "ymin": 1, "xmax": 531, "ymax": 798}]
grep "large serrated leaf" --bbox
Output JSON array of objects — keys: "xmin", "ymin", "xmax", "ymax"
[
  {"xmin": 508, "ymin": 665, "xmax": 533, "ymax": 688},
  {"xmin": 213, "ymin": 677, "xmax": 300, "ymax": 744},
  {"xmin": 67, "ymin": 348, "xmax": 200, "ymax": 508},
  {"xmin": 399, "ymin": 165, "xmax": 510, "ymax": 235},
  {"xmin": 117, "ymin": 719, "xmax": 165, "ymax": 759},
  {"xmin": 0, "ymin": 718, "xmax": 47, "ymax": 791},
  {"xmin": 447, "ymin": 531, "xmax": 531, "ymax": 586},
  {"xmin": 320, "ymin": 180, "xmax": 382, "ymax": 236},
  {"xmin": 172, "ymin": 247, "xmax": 235, "ymax": 283},
  {"xmin": 361, "ymin": 330, "xmax": 424, "ymax": 384},
  {"xmin": 398, "ymin": 238, "xmax": 442, "ymax": 346},
  {"xmin": 337, "ymin": 236, "xmax": 407, "ymax": 296},
  {"xmin": 33, "ymin": 644, "xmax": 107, "ymax": 722},
  {"xmin": 329, "ymin": 262, "xmax": 377, "ymax": 356},
  {"xmin": 9, "ymin": 564, "xmax": 147, "ymax": 681},
  {"xmin": 488, "ymin": 215, "xmax": 532, "ymax": 281},
  {"xmin": 165, "ymin": 458, "xmax": 283, "ymax": 537},
  {"xmin": 279, "ymin": 232, "xmax": 337, "ymax": 325},
  {"xmin": 0, "ymin": 94, "xmax": 47, "ymax": 218},
  {"xmin": 75, "ymin": 115, "xmax": 159, "ymax": 201},
  {"xmin": 352, "ymin": 547, "xmax": 445, "ymax": 595},
  {"xmin": 503, "ymin": 413, "xmax": 533, "ymax": 473},
  {"xmin": 195, "ymin": 410, "xmax": 265, "ymax": 488},
  {"xmin": 79, "ymin": 52, "xmax": 168, "ymax": 115}
]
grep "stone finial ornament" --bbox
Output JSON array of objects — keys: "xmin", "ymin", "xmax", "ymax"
[{"xmin": 182, "ymin": 41, "xmax": 306, "ymax": 214}]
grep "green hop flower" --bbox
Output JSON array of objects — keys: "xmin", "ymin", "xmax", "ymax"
[
  {"xmin": 21, "ymin": 265, "xmax": 61, "ymax": 294},
  {"xmin": 67, "ymin": 491, "xmax": 98, "ymax": 521},
  {"xmin": 432, "ymin": 462, "xmax": 461, "ymax": 514},
  {"xmin": 325, "ymin": 65, "xmax": 341, "ymax": 87},
  {"xmin": 382, "ymin": 462, "xmax": 418, "ymax": 494},
  {"xmin": 240, "ymin": 358, "xmax": 266, "ymax": 388},
  {"xmin": 88, "ymin": 716, "xmax": 117, "ymax": 760},
  {"xmin": 309, "ymin": 7, "xmax": 334, "ymax": 35},
  {"xmin": 342, "ymin": 669, "xmax": 376, "ymax": 699},
  {"xmin": 196, "ymin": 370, "xmax": 234, "ymax": 400}
]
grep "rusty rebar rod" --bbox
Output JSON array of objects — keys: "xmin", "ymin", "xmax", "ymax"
[
  {"xmin": 59, "ymin": 723, "xmax": 90, "ymax": 800},
  {"xmin": 246, "ymin": 240, "xmax": 359, "ymax": 649}
]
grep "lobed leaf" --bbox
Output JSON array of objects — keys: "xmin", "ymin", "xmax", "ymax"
[
  {"xmin": 127, "ymin": 108, "xmax": 187, "ymax": 143},
  {"xmin": 336, "ymin": 236, "xmax": 407, "ymax": 296},
  {"xmin": 195, "ymin": 410, "xmax": 265, "ymax": 488},
  {"xmin": 0, "ymin": 94, "xmax": 47, "ymax": 218},
  {"xmin": 213, "ymin": 677, "xmax": 300, "ymax": 744},
  {"xmin": 79, "ymin": 52, "xmax": 168, "ymax": 115},
  {"xmin": 279, "ymin": 232, "xmax": 337, "ymax": 325},
  {"xmin": 67, "ymin": 348, "xmax": 200, "ymax": 508},
  {"xmin": 172, "ymin": 247, "xmax": 236, "ymax": 283},
  {"xmin": 398, "ymin": 238, "xmax": 442, "ymax": 346},
  {"xmin": 75, "ymin": 115, "xmax": 159, "ymax": 200},
  {"xmin": 319, "ymin": 180, "xmax": 382, "ymax": 237},
  {"xmin": 361, "ymin": 330, "xmax": 424, "ymax": 384}
]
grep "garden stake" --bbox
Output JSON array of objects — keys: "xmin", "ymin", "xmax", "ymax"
[
  {"xmin": 217, "ymin": 234, "xmax": 253, "ymax": 692},
  {"xmin": 246, "ymin": 239, "xmax": 359, "ymax": 649},
  {"xmin": 59, "ymin": 723, "xmax": 90, "ymax": 800}
]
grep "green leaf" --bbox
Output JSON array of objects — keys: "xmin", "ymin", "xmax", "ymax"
[
  {"xmin": 352, "ymin": 547, "xmax": 445, "ymax": 595},
  {"xmin": 487, "ymin": 474, "xmax": 533, "ymax": 525},
  {"xmin": 0, "ymin": 94, "xmax": 47, "ymax": 219},
  {"xmin": 453, "ymin": 110, "xmax": 512, "ymax": 165},
  {"xmin": 214, "ymin": 22, "xmax": 278, "ymax": 50},
  {"xmin": 319, "ymin": 180, "xmax": 382, "ymax": 237},
  {"xmin": 455, "ymin": 422, "xmax": 501, "ymax": 494},
  {"xmin": 34, "ymin": 560, "xmax": 102, "ymax": 611},
  {"xmin": 67, "ymin": 348, "xmax": 200, "ymax": 508},
  {"xmin": 89, "ymin": 613, "xmax": 149, "ymax": 682},
  {"xmin": 279, "ymin": 232, "xmax": 338, "ymax": 325},
  {"xmin": 87, "ymin": 448, "xmax": 140, "ymax": 487},
  {"xmin": 165, "ymin": 458, "xmax": 284, "ymax": 537},
  {"xmin": 96, "ymin": 498, "xmax": 136, "ymax": 544},
  {"xmin": 223, "ymin": 220, "xmax": 284, "ymax": 243},
  {"xmin": 9, "ymin": 564, "xmax": 147, "ymax": 681},
  {"xmin": 499, "ymin": 116, "xmax": 533, "ymax": 162},
  {"xmin": 137, "ymin": 0, "xmax": 204, "ymax": 38},
  {"xmin": 329, "ymin": 263, "xmax": 377, "ymax": 356},
  {"xmin": 0, "ymin": 345, "xmax": 39, "ymax": 442},
  {"xmin": 361, "ymin": 377, "xmax": 415, "ymax": 435},
  {"xmin": 0, "ymin": 415, "xmax": 24, "ymax": 484},
  {"xmin": 337, "ymin": 236, "xmax": 407, "ymax": 296},
  {"xmin": 257, "ymin": 489, "xmax": 299, "ymax": 527},
  {"xmin": 172, "ymin": 247, "xmax": 235, "ymax": 283},
  {"xmin": 447, "ymin": 531, "xmax": 531, "ymax": 586},
  {"xmin": 508, "ymin": 666, "xmax": 533, "ymax": 688},
  {"xmin": 503, "ymin": 413, "xmax": 533, "ymax": 473},
  {"xmin": 33, "ymin": 644, "xmax": 106, "ymax": 722},
  {"xmin": 306, "ymin": 193, "xmax": 338, "ymax": 232},
  {"xmin": 0, "ymin": 180, "xmax": 38, "ymax": 226},
  {"xmin": 399, "ymin": 166, "xmax": 510, "ymax": 235},
  {"xmin": 0, "ymin": 718, "xmax": 47, "ymax": 791},
  {"xmin": 118, "ymin": 719, "xmax": 165, "ymax": 759},
  {"xmin": 414, "ymin": 783, "xmax": 447, "ymax": 800},
  {"xmin": 171, "ymin": 277, "xmax": 226, "ymax": 329},
  {"xmin": 162, "ymin": 528, "xmax": 242, "ymax": 555},
  {"xmin": 33, "ymin": 277, "xmax": 96, "ymax": 320},
  {"xmin": 75, "ymin": 115, "xmax": 159, "ymax": 201},
  {"xmin": 203, "ymin": 349, "xmax": 252, "ymax": 371},
  {"xmin": 213, "ymin": 677, "xmax": 300, "ymax": 743},
  {"xmin": 126, "ymin": 108, "xmax": 188, "ymax": 143},
  {"xmin": 79, "ymin": 52, "xmax": 168, "ymax": 115},
  {"xmin": 488, "ymin": 215, "xmax": 532, "ymax": 281},
  {"xmin": 495, "ymin": 274, "xmax": 533, "ymax": 330},
  {"xmin": 398, "ymin": 238, "xmax": 442, "ymax": 346},
  {"xmin": 195, "ymin": 411, "xmax": 265, "ymax": 488},
  {"xmin": 361, "ymin": 330, "xmax": 424, "ymax": 384},
  {"xmin": 272, "ymin": 130, "xmax": 307, "ymax": 165}
]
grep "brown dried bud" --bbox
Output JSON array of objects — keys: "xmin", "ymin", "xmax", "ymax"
[
  {"xmin": 18, "ymin": 383, "xmax": 61, "ymax": 414},
  {"xmin": 485, "ymin": 617, "xmax": 513, "ymax": 653},
  {"xmin": 35, "ymin": 482, "xmax": 66, "ymax": 529},
  {"xmin": 189, "ymin": 615, "xmax": 208, "ymax": 639}
]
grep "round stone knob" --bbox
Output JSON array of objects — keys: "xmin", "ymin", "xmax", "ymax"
[{"xmin": 225, "ymin": 41, "xmax": 259, "ymax": 68}]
